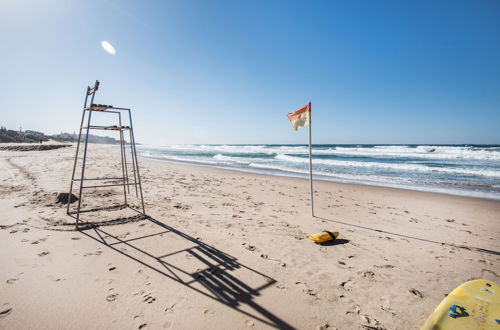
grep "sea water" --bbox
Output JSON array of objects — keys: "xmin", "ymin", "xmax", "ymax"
[{"xmin": 135, "ymin": 144, "xmax": 500, "ymax": 200}]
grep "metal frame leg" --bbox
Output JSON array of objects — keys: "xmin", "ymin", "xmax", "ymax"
[
  {"xmin": 129, "ymin": 129, "xmax": 139, "ymax": 197},
  {"xmin": 128, "ymin": 110, "xmax": 146, "ymax": 214},
  {"xmin": 121, "ymin": 125, "xmax": 130, "ymax": 194},
  {"xmin": 75, "ymin": 93, "xmax": 96, "ymax": 228},
  {"xmin": 118, "ymin": 113, "xmax": 128, "ymax": 205},
  {"xmin": 67, "ymin": 89, "xmax": 89, "ymax": 215}
]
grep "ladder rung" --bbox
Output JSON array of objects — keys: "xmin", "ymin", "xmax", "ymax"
[
  {"xmin": 86, "ymin": 104, "xmax": 113, "ymax": 111},
  {"xmin": 82, "ymin": 183, "xmax": 140, "ymax": 189},
  {"xmin": 82, "ymin": 125, "xmax": 131, "ymax": 131},
  {"xmin": 83, "ymin": 105, "xmax": 131, "ymax": 111},
  {"xmin": 73, "ymin": 177, "xmax": 126, "ymax": 181}
]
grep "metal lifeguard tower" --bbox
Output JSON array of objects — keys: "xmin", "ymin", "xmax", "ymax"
[{"xmin": 67, "ymin": 80, "xmax": 145, "ymax": 228}]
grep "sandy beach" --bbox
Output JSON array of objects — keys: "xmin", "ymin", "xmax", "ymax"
[{"xmin": 0, "ymin": 143, "xmax": 499, "ymax": 329}]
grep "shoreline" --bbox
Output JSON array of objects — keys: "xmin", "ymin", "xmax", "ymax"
[{"xmin": 138, "ymin": 153, "xmax": 500, "ymax": 201}]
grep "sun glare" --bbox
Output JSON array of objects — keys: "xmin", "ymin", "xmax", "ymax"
[{"xmin": 101, "ymin": 41, "xmax": 116, "ymax": 55}]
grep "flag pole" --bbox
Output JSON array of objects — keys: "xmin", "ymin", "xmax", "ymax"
[{"xmin": 308, "ymin": 101, "xmax": 314, "ymax": 217}]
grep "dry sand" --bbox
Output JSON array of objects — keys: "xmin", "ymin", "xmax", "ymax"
[{"xmin": 0, "ymin": 143, "xmax": 499, "ymax": 329}]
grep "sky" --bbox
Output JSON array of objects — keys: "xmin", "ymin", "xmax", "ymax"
[{"xmin": 0, "ymin": 0, "xmax": 499, "ymax": 145}]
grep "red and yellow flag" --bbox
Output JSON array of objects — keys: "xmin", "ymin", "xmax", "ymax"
[{"xmin": 287, "ymin": 103, "xmax": 311, "ymax": 130}]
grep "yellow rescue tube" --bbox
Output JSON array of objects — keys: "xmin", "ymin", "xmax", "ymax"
[{"xmin": 309, "ymin": 231, "xmax": 339, "ymax": 243}]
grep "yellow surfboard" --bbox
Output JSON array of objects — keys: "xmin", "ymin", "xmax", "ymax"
[{"xmin": 421, "ymin": 279, "xmax": 500, "ymax": 330}]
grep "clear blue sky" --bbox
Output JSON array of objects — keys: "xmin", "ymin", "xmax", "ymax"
[{"xmin": 1, "ymin": 0, "xmax": 499, "ymax": 144}]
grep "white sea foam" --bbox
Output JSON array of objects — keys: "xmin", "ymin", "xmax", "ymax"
[
  {"xmin": 248, "ymin": 162, "xmax": 416, "ymax": 184},
  {"xmin": 139, "ymin": 144, "xmax": 500, "ymax": 161},
  {"xmin": 141, "ymin": 154, "xmax": 221, "ymax": 165},
  {"xmin": 330, "ymin": 146, "xmax": 500, "ymax": 160},
  {"xmin": 213, "ymin": 154, "xmax": 251, "ymax": 165},
  {"xmin": 274, "ymin": 154, "xmax": 500, "ymax": 178},
  {"xmin": 164, "ymin": 144, "xmax": 274, "ymax": 155},
  {"xmin": 137, "ymin": 145, "xmax": 500, "ymax": 177}
]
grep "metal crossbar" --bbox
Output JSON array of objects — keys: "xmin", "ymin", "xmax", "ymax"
[
  {"xmin": 81, "ymin": 125, "xmax": 131, "ymax": 130},
  {"xmin": 67, "ymin": 80, "xmax": 146, "ymax": 228}
]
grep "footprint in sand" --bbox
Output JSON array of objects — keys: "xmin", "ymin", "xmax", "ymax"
[
  {"xmin": 164, "ymin": 303, "xmax": 176, "ymax": 313},
  {"xmin": 304, "ymin": 288, "xmax": 318, "ymax": 298},
  {"xmin": 409, "ymin": 288, "xmax": 424, "ymax": 298},
  {"xmin": 358, "ymin": 271, "xmax": 375, "ymax": 279},
  {"xmin": 293, "ymin": 234, "xmax": 305, "ymax": 240},
  {"xmin": 276, "ymin": 284, "xmax": 287, "ymax": 290},
  {"xmin": 244, "ymin": 244, "xmax": 256, "ymax": 251},
  {"xmin": 481, "ymin": 269, "xmax": 499, "ymax": 277},
  {"xmin": 346, "ymin": 302, "xmax": 361, "ymax": 315},
  {"xmin": 339, "ymin": 280, "xmax": 355, "ymax": 291},
  {"xmin": 0, "ymin": 304, "xmax": 12, "ymax": 319},
  {"xmin": 84, "ymin": 250, "xmax": 103, "ymax": 257},
  {"xmin": 133, "ymin": 315, "xmax": 148, "ymax": 329},
  {"xmin": 143, "ymin": 293, "xmax": 156, "ymax": 304},
  {"xmin": 106, "ymin": 294, "xmax": 118, "ymax": 302},
  {"xmin": 374, "ymin": 264, "xmax": 394, "ymax": 269},
  {"xmin": 381, "ymin": 304, "xmax": 397, "ymax": 316},
  {"xmin": 360, "ymin": 314, "xmax": 383, "ymax": 329},
  {"xmin": 203, "ymin": 308, "xmax": 215, "ymax": 316}
]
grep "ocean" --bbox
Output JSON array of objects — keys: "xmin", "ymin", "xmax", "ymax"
[{"xmin": 135, "ymin": 144, "xmax": 500, "ymax": 200}]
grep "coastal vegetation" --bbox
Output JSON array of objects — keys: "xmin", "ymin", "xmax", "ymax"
[{"xmin": 0, "ymin": 126, "xmax": 120, "ymax": 144}]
